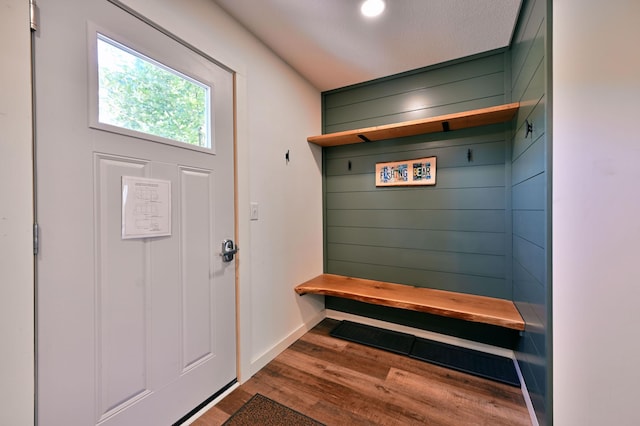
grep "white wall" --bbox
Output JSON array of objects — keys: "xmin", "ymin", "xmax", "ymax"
[
  {"xmin": 117, "ymin": 0, "xmax": 324, "ymax": 380},
  {"xmin": 553, "ymin": 1, "xmax": 640, "ymax": 424},
  {"xmin": 0, "ymin": 0, "xmax": 34, "ymax": 424}
]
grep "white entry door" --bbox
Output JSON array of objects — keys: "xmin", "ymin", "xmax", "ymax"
[{"xmin": 35, "ymin": 1, "xmax": 236, "ymax": 424}]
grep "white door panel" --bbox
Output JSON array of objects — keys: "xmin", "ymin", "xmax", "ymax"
[
  {"xmin": 94, "ymin": 155, "xmax": 151, "ymax": 419},
  {"xmin": 36, "ymin": 0, "xmax": 236, "ymax": 424}
]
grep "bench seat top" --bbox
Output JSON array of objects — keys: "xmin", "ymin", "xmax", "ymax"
[{"xmin": 295, "ymin": 274, "xmax": 525, "ymax": 331}]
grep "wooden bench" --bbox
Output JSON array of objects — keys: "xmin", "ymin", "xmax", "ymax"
[{"xmin": 295, "ymin": 274, "xmax": 525, "ymax": 331}]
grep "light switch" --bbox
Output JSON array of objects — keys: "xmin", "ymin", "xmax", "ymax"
[{"xmin": 250, "ymin": 202, "xmax": 259, "ymax": 221}]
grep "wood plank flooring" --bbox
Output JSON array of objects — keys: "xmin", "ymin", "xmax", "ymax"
[{"xmin": 192, "ymin": 319, "xmax": 531, "ymax": 426}]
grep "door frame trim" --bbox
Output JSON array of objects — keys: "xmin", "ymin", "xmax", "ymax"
[{"xmin": 0, "ymin": 1, "xmax": 35, "ymax": 424}]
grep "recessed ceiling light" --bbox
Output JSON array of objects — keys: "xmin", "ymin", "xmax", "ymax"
[{"xmin": 361, "ymin": 0, "xmax": 385, "ymax": 18}]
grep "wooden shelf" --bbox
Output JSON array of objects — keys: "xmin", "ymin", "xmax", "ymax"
[
  {"xmin": 308, "ymin": 102, "xmax": 519, "ymax": 147},
  {"xmin": 295, "ymin": 274, "xmax": 525, "ymax": 331}
]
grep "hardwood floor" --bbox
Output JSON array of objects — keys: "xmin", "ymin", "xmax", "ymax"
[{"xmin": 192, "ymin": 319, "xmax": 531, "ymax": 426}]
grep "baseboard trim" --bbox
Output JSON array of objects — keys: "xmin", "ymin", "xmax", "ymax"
[
  {"xmin": 513, "ymin": 357, "xmax": 540, "ymax": 426},
  {"xmin": 249, "ymin": 310, "xmax": 326, "ymax": 377},
  {"xmin": 326, "ymin": 309, "xmax": 514, "ymax": 358}
]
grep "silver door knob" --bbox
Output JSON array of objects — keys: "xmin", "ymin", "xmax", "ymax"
[{"xmin": 220, "ymin": 239, "xmax": 238, "ymax": 262}]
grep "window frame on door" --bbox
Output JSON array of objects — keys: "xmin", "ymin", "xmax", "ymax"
[{"xmin": 87, "ymin": 22, "xmax": 217, "ymax": 155}]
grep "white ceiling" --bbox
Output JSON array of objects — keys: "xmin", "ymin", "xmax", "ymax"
[{"xmin": 212, "ymin": 0, "xmax": 523, "ymax": 92}]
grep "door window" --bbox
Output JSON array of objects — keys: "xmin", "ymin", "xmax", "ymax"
[{"xmin": 93, "ymin": 33, "xmax": 212, "ymax": 150}]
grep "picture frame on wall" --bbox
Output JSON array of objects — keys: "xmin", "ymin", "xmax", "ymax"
[{"xmin": 375, "ymin": 156, "xmax": 436, "ymax": 187}]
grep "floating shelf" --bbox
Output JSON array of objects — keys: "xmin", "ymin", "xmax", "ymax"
[{"xmin": 308, "ymin": 102, "xmax": 520, "ymax": 147}]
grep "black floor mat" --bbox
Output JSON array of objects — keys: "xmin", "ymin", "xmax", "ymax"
[
  {"xmin": 410, "ymin": 337, "xmax": 520, "ymax": 387},
  {"xmin": 330, "ymin": 320, "xmax": 520, "ymax": 387},
  {"xmin": 330, "ymin": 320, "xmax": 415, "ymax": 355}
]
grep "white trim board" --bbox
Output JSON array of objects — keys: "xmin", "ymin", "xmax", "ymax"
[{"xmin": 326, "ymin": 309, "xmax": 514, "ymax": 358}]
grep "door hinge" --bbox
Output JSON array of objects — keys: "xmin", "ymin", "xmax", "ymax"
[
  {"xmin": 33, "ymin": 222, "xmax": 39, "ymax": 255},
  {"xmin": 30, "ymin": 0, "xmax": 38, "ymax": 32}
]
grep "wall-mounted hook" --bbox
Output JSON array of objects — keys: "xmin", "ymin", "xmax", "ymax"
[
  {"xmin": 348, "ymin": 160, "xmax": 352, "ymax": 170},
  {"xmin": 467, "ymin": 148, "xmax": 473, "ymax": 162},
  {"xmin": 525, "ymin": 119, "xmax": 533, "ymax": 138},
  {"xmin": 285, "ymin": 149, "xmax": 290, "ymax": 164}
]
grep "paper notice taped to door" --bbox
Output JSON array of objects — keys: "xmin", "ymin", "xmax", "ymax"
[{"xmin": 122, "ymin": 176, "xmax": 171, "ymax": 239}]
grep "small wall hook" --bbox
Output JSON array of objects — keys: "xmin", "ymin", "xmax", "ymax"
[
  {"xmin": 467, "ymin": 148, "xmax": 473, "ymax": 162},
  {"xmin": 525, "ymin": 119, "xmax": 533, "ymax": 138},
  {"xmin": 285, "ymin": 149, "xmax": 290, "ymax": 164}
]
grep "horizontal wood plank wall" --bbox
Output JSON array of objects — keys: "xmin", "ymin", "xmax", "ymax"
[
  {"xmin": 510, "ymin": 0, "xmax": 549, "ymax": 424},
  {"xmin": 322, "ymin": 52, "xmax": 512, "ymax": 327},
  {"xmin": 324, "ymin": 54, "xmax": 507, "ymax": 133}
]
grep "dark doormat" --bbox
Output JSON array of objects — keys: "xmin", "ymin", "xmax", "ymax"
[
  {"xmin": 409, "ymin": 337, "xmax": 520, "ymax": 387},
  {"xmin": 330, "ymin": 320, "xmax": 415, "ymax": 355},
  {"xmin": 330, "ymin": 320, "xmax": 520, "ymax": 387},
  {"xmin": 223, "ymin": 394, "xmax": 324, "ymax": 426}
]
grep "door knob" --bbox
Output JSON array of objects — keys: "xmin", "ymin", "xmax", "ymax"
[{"xmin": 220, "ymin": 239, "xmax": 238, "ymax": 262}]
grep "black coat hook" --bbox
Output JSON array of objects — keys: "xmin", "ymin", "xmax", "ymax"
[
  {"xmin": 467, "ymin": 148, "xmax": 473, "ymax": 162},
  {"xmin": 525, "ymin": 119, "xmax": 533, "ymax": 138},
  {"xmin": 285, "ymin": 149, "xmax": 290, "ymax": 163}
]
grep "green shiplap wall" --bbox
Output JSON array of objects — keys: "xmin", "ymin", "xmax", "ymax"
[
  {"xmin": 324, "ymin": 125, "xmax": 511, "ymax": 298},
  {"xmin": 324, "ymin": 54, "xmax": 507, "ymax": 133},
  {"xmin": 510, "ymin": 0, "xmax": 550, "ymax": 424},
  {"xmin": 322, "ymin": 52, "xmax": 515, "ymax": 336}
]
